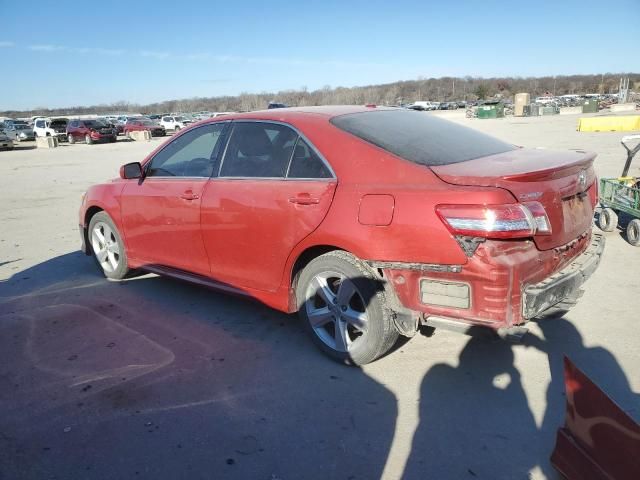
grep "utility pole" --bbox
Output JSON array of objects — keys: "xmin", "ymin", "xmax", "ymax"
[{"xmin": 452, "ymin": 78, "xmax": 455, "ymax": 99}]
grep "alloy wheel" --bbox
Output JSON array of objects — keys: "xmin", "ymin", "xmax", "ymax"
[
  {"xmin": 91, "ymin": 221, "xmax": 121, "ymax": 273},
  {"xmin": 304, "ymin": 271, "xmax": 369, "ymax": 352}
]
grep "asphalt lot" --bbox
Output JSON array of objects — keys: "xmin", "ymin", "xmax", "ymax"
[{"xmin": 1, "ymin": 113, "xmax": 639, "ymax": 480}]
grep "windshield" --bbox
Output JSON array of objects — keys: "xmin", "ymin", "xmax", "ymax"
[
  {"xmin": 15, "ymin": 125, "xmax": 29, "ymax": 130},
  {"xmin": 84, "ymin": 120, "xmax": 106, "ymax": 128},
  {"xmin": 330, "ymin": 109, "xmax": 516, "ymax": 166}
]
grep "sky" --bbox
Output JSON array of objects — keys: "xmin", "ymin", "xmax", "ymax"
[{"xmin": 1, "ymin": 0, "xmax": 639, "ymax": 111}]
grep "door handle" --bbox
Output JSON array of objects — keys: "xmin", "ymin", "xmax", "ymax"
[
  {"xmin": 288, "ymin": 194, "xmax": 320, "ymax": 205},
  {"xmin": 180, "ymin": 191, "xmax": 200, "ymax": 201}
]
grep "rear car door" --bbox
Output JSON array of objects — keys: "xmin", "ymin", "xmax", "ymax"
[
  {"xmin": 120, "ymin": 122, "xmax": 228, "ymax": 275},
  {"xmin": 200, "ymin": 121, "xmax": 337, "ymax": 292}
]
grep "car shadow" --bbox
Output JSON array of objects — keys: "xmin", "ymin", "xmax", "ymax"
[{"xmin": 0, "ymin": 252, "xmax": 398, "ymax": 480}]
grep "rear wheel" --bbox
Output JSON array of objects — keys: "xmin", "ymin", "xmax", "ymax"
[
  {"xmin": 88, "ymin": 211, "xmax": 129, "ymax": 280},
  {"xmin": 598, "ymin": 208, "xmax": 618, "ymax": 232},
  {"xmin": 296, "ymin": 251, "xmax": 399, "ymax": 365},
  {"xmin": 68, "ymin": 134, "xmax": 75, "ymax": 144},
  {"xmin": 627, "ymin": 219, "xmax": 640, "ymax": 246}
]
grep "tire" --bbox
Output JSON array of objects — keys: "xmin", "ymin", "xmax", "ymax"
[
  {"xmin": 15, "ymin": 136, "xmax": 21, "ymax": 143},
  {"xmin": 174, "ymin": 126, "xmax": 181, "ymax": 132},
  {"xmin": 88, "ymin": 211, "xmax": 129, "ymax": 280},
  {"xmin": 627, "ymin": 219, "xmax": 640, "ymax": 247},
  {"xmin": 68, "ymin": 134, "xmax": 75, "ymax": 144},
  {"xmin": 296, "ymin": 250, "xmax": 399, "ymax": 365},
  {"xmin": 598, "ymin": 208, "xmax": 618, "ymax": 232},
  {"xmin": 85, "ymin": 134, "xmax": 93, "ymax": 145}
]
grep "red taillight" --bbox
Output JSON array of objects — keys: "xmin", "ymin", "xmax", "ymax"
[{"xmin": 436, "ymin": 202, "xmax": 551, "ymax": 239}]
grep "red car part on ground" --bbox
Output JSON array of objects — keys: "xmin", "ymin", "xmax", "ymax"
[{"xmin": 551, "ymin": 356, "xmax": 640, "ymax": 480}]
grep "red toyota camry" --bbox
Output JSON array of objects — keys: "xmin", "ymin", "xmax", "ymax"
[{"xmin": 79, "ymin": 106, "xmax": 604, "ymax": 364}]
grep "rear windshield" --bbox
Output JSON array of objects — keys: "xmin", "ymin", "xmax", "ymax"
[{"xmin": 330, "ymin": 109, "xmax": 516, "ymax": 166}]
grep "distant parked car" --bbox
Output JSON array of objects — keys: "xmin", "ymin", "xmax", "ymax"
[
  {"xmin": 124, "ymin": 118, "xmax": 166, "ymax": 137},
  {"xmin": 456, "ymin": 101, "xmax": 467, "ymax": 108},
  {"xmin": 267, "ymin": 102, "xmax": 288, "ymax": 109},
  {"xmin": 33, "ymin": 117, "xmax": 68, "ymax": 141},
  {"xmin": 0, "ymin": 129, "xmax": 14, "ymax": 150},
  {"xmin": 67, "ymin": 119, "xmax": 117, "ymax": 144},
  {"xmin": 160, "ymin": 115, "xmax": 192, "ymax": 132},
  {"xmin": 4, "ymin": 124, "xmax": 35, "ymax": 142}
]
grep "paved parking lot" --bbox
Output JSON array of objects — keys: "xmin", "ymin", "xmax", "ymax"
[{"xmin": 1, "ymin": 114, "xmax": 639, "ymax": 480}]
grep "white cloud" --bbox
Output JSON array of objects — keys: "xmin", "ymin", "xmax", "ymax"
[
  {"xmin": 0, "ymin": 41, "xmax": 14, "ymax": 48},
  {"xmin": 28, "ymin": 44, "xmax": 66, "ymax": 52}
]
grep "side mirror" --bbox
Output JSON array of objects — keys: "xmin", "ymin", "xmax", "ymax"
[{"xmin": 120, "ymin": 162, "xmax": 143, "ymax": 179}]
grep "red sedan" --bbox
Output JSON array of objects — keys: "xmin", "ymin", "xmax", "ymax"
[
  {"xmin": 123, "ymin": 118, "xmax": 166, "ymax": 137},
  {"xmin": 79, "ymin": 106, "xmax": 604, "ymax": 364}
]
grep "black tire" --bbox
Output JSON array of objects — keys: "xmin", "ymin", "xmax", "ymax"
[
  {"xmin": 68, "ymin": 134, "xmax": 75, "ymax": 144},
  {"xmin": 174, "ymin": 126, "xmax": 181, "ymax": 132},
  {"xmin": 598, "ymin": 208, "xmax": 617, "ymax": 232},
  {"xmin": 85, "ymin": 134, "xmax": 93, "ymax": 145},
  {"xmin": 296, "ymin": 250, "xmax": 399, "ymax": 365},
  {"xmin": 87, "ymin": 211, "xmax": 130, "ymax": 280},
  {"xmin": 627, "ymin": 219, "xmax": 640, "ymax": 247}
]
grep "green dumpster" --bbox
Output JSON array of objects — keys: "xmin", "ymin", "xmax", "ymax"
[
  {"xmin": 477, "ymin": 101, "xmax": 505, "ymax": 119},
  {"xmin": 582, "ymin": 98, "xmax": 599, "ymax": 113}
]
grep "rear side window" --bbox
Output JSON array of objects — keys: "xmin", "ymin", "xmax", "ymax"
[
  {"xmin": 330, "ymin": 110, "xmax": 515, "ymax": 166},
  {"xmin": 287, "ymin": 139, "xmax": 332, "ymax": 179},
  {"xmin": 220, "ymin": 122, "xmax": 298, "ymax": 178}
]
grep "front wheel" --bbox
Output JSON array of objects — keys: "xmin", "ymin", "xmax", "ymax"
[
  {"xmin": 627, "ymin": 219, "xmax": 640, "ymax": 246},
  {"xmin": 85, "ymin": 134, "xmax": 93, "ymax": 145},
  {"xmin": 88, "ymin": 211, "xmax": 129, "ymax": 279},
  {"xmin": 598, "ymin": 208, "xmax": 618, "ymax": 232},
  {"xmin": 296, "ymin": 251, "xmax": 399, "ymax": 365},
  {"xmin": 68, "ymin": 134, "xmax": 75, "ymax": 144}
]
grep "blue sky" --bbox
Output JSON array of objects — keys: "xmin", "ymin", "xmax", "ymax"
[{"xmin": 2, "ymin": 0, "xmax": 639, "ymax": 110}]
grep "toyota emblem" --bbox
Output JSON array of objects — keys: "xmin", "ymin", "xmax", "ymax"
[{"xmin": 578, "ymin": 170, "xmax": 587, "ymax": 190}]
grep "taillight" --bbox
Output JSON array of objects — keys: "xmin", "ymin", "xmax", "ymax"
[{"xmin": 436, "ymin": 202, "xmax": 551, "ymax": 239}]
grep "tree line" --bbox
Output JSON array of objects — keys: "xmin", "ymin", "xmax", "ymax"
[{"xmin": 3, "ymin": 73, "xmax": 638, "ymax": 117}]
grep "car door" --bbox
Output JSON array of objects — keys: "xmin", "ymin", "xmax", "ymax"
[
  {"xmin": 200, "ymin": 121, "xmax": 337, "ymax": 292},
  {"xmin": 120, "ymin": 122, "xmax": 228, "ymax": 275}
]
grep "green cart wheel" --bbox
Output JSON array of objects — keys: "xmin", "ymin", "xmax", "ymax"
[
  {"xmin": 599, "ymin": 208, "xmax": 618, "ymax": 232},
  {"xmin": 627, "ymin": 219, "xmax": 640, "ymax": 247}
]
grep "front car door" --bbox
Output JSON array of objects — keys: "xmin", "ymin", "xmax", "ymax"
[
  {"xmin": 200, "ymin": 121, "xmax": 337, "ymax": 292},
  {"xmin": 120, "ymin": 122, "xmax": 228, "ymax": 275}
]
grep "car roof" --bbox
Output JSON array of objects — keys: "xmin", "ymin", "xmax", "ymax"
[{"xmin": 202, "ymin": 105, "xmax": 395, "ymax": 124}]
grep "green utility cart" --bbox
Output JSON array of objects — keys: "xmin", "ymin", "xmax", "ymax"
[{"xmin": 598, "ymin": 135, "xmax": 640, "ymax": 246}]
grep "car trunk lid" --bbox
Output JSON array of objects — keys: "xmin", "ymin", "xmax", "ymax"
[{"xmin": 431, "ymin": 148, "xmax": 597, "ymax": 250}]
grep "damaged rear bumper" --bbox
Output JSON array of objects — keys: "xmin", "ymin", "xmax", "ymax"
[{"xmin": 522, "ymin": 233, "xmax": 605, "ymax": 319}]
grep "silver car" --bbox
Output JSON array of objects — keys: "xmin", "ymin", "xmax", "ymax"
[
  {"xmin": 4, "ymin": 124, "xmax": 35, "ymax": 142},
  {"xmin": 0, "ymin": 130, "xmax": 14, "ymax": 150}
]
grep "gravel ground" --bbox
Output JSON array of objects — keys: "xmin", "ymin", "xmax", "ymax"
[{"xmin": 1, "ymin": 114, "xmax": 639, "ymax": 480}]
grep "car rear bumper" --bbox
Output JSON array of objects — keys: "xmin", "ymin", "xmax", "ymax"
[
  {"xmin": 522, "ymin": 233, "xmax": 604, "ymax": 319},
  {"xmin": 378, "ymin": 229, "xmax": 603, "ymax": 330}
]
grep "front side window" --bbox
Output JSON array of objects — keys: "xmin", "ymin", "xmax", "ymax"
[
  {"xmin": 220, "ymin": 122, "xmax": 298, "ymax": 178},
  {"xmin": 147, "ymin": 123, "xmax": 226, "ymax": 178},
  {"xmin": 36, "ymin": 120, "xmax": 45, "ymax": 128}
]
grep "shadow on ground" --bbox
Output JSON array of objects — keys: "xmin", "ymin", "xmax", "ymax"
[
  {"xmin": 1, "ymin": 252, "xmax": 637, "ymax": 479},
  {"xmin": 0, "ymin": 252, "xmax": 396, "ymax": 480}
]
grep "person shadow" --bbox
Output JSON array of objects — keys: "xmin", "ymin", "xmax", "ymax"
[
  {"xmin": 403, "ymin": 332, "xmax": 539, "ymax": 479},
  {"xmin": 402, "ymin": 317, "xmax": 639, "ymax": 480}
]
